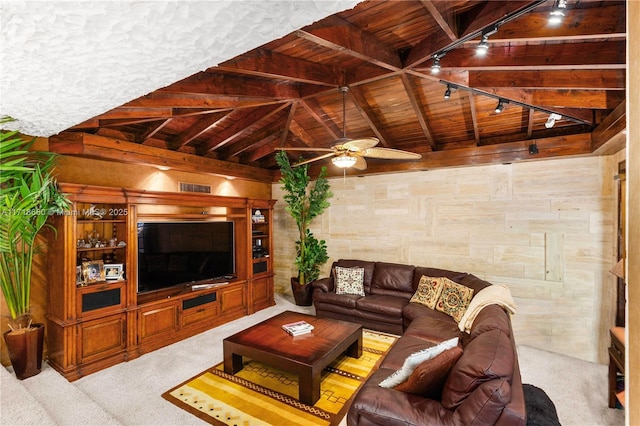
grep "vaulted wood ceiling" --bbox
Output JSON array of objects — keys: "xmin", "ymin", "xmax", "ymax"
[{"xmin": 50, "ymin": 0, "xmax": 626, "ymax": 182}]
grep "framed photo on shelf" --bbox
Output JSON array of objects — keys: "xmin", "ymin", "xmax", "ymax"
[
  {"xmin": 76, "ymin": 265, "xmax": 85, "ymax": 286},
  {"xmin": 82, "ymin": 260, "xmax": 105, "ymax": 284},
  {"xmin": 104, "ymin": 263, "xmax": 124, "ymax": 281}
]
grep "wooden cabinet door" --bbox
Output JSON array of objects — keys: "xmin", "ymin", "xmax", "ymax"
[
  {"xmin": 220, "ymin": 285, "xmax": 246, "ymax": 314},
  {"xmin": 138, "ymin": 302, "xmax": 178, "ymax": 342},
  {"xmin": 251, "ymin": 276, "xmax": 273, "ymax": 311},
  {"xmin": 78, "ymin": 314, "xmax": 126, "ymax": 364}
]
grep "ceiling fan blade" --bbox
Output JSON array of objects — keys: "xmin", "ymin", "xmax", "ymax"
[
  {"xmin": 293, "ymin": 152, "xmax": 335, "ymax": 167},
  {"xmin": 361, "ymin": 147, "xmax": 422, "ymax": 160},
  {"xmin": 353, "ymin": 156, "xmax": 367, "ymax": 170},
  {"xmin": 278, "ymin": 147, "xmax": 335, "ymax": 152},
  {"xmin": 340, "ymin": 138, "xmax": 380, "ymax": 152}
]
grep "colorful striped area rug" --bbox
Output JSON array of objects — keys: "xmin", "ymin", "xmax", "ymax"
[{"xmin": 162, "ymin": 330, "xmax": 397, "ymax": 425}]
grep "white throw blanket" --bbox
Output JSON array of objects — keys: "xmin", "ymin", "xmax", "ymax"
[{"xmin": 458, "ymin": 284, "xmax": 517, "ymax": 333}]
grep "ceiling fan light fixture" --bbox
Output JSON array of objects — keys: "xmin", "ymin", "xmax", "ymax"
[{"xmin": 332, "ymin": 155, "xmax": 357, "ymax": 168}]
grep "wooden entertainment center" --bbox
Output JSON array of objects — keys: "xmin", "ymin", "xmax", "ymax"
[{"xmin": 46, "ymin": 183, "xmax": 275, "ymax": 381}]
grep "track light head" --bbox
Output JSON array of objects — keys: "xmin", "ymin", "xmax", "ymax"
[
  {"xmin": 529, "ymin": 143, "xmax": 539, "ymax": 155},
  {"xmin": 545, "ymin": 113, "xmax": 563, "ymax": 128},
  {"xmin": 495, "ymin": 99, "xmax": 505, "ymax": 113},
  {"xmin": 549, "ymin": 0, "xmax": 567, "ymax": 25},
  {"xmin": 444, "ymin": 85, "xmax": 451, "ymax": 99},
  {"xmin": 476, "ymin": 36, "xmax": 490, "ymax": 56},
  {"xmin": 431, "ymin": 56, "xmax": 441, "ymax": 74}
]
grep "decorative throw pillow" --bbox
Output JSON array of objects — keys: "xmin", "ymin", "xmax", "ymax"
[
  {"xmin": 410, "ymin": 276, "xmax": 445, "ymax": 309},
  {"xmin": 435, "ymin": 279, "xmax": 474, "ymax": 322},
  {"xmin": 379, "ymin": 337, "xmax": 459, "ymax": 388},
  {"xmin": 394, "ymin": 345, "xmax": 463, "ymax": 398},
  {"xmin": 334, "ymin": 266, "xmax": 365, "ymax": 296}
]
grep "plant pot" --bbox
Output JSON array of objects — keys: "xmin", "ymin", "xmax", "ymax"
[
  {"xmin": 291, "ymin": 277, "xmax": 313, "ymax": 306},
  {"xmin": 3, "ymin": 323, "xmax": 45, "ymax": 380}
]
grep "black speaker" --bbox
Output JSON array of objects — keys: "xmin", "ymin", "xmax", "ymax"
[
  {"xmin": 82, "ymin": 289, "xmax": 121, "ymax": 312},
  {"xmin": 183, "ymin": 292, "xmax": 217, "ymax": 310},
  {"xmin": 253, "ymin": 261, "xmax": 268, "ymax": 274}
]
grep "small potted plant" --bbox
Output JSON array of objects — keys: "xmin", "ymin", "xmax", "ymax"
[
  {"xmin": 275, "ymin": 151, "xmax": 332, "ymax": 305},
  {"xmin": 0, "ymin": 117, "xmax": 70, "ymax": 379}
]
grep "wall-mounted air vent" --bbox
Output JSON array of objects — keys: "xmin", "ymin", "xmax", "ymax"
[{"xmin": 179, "ymin": 182, "xmax": 211, "ymax": 194}]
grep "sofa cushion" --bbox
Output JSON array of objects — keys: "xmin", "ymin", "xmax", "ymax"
[
  {"xmin": 393, "ymin": 344, "xmax": 463, "ymax": 399},
  {"xmin": 403, "ymin": 300, "xmax": 454, "ymax": 323},
  {"xmin": 469, "ymin": 304, "xmax": 511, "ymax": 341},
  {"xmin": 335, "ymin": 266, "xmax": 365, "ymax": 296},
  {"xmin": 435, "ymin": 279, "xmax": 474, "ymax": 322},
  {"xmin": 379, "ymin": 337, "xmax": 458, "ymax": 388},
  {"xmin": 370, "ymin": 262, "xmax": 415, "ymax": 297},
  {"xmin": 409, "ymin": 275, "xmax": 444, "ymax": 309},
  {"xmin": 312, "ymin": 291, "xmax": 360, "ymax": 308},
  {"xmin": 404, "ymin": 316, "xmax": 460, "ymax": 343},
  {"xmin": 380, "ymin": 335, "xmax": 440, "ymax": 370},
  {"xmin": 441, "ymin": 329, "xmax": 514, "ymax": 409},
  {"xmin": 333, "ymin": 260, "xmax": 376, "ymax": 293},
  {"xmin": 356, "ymin": 295, "xmax": 407, "ymax": 318}
]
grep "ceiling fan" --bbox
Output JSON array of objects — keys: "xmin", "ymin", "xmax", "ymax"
[{"xmin": 279, "ymin": 87, "xmax": 422, "ymax": 170}]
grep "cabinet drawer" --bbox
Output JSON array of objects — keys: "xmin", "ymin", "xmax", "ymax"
[
  {"xmin": 138, "ymin": 302, "xmax": 178, "ymax": 341},
  {"xmin": 78, "ymin": 314, "xmax": 126, "ymax": 363},
  {"xmin": 181, "ymin": 305, "xmax": 219, "ymax": 327}
]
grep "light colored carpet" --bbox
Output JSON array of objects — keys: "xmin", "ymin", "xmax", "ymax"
[
  {"xmin": 0, "ymin": 295, "xmax": 625, "ymax": 425},
  {"xmin": 517, "ymin": 345, "xmax": 624, "ymax": 426}
]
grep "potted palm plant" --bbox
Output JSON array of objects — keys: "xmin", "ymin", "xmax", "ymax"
[
  {"xmin": 275, "ymin": 151, "xmax": 332, "ymax": 305},
  {"xmin": 0, "ymin": 117, "xmax": 70, "ymax": 379}
]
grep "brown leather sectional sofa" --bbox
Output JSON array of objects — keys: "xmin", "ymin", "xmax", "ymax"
[{"xmin": 312, "ymin": 259, "xmax": 525, "ymax": 425}]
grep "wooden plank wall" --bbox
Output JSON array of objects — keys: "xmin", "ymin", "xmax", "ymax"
[{"xmin": 273, "ymin": 155, "xmax": 620, "ymax": 364}]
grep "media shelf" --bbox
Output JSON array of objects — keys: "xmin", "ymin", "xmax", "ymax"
[{"xmin": 47, "ymin": 183, "xmax": 275, "ymax": 381}]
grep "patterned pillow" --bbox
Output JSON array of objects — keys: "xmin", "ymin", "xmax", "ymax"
[
  {"xmin": 334, "ymin": 266, "xmax": 365, "ymax": 296},
  {"xmin": 410, "ymin": 276, "xmax": 445, "ymax": 309},
  {"xmin": 435, "ymin": 278, "xmax": 474, "ymax": 322}
]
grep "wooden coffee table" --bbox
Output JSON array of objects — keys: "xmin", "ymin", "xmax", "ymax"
[{"xmin": 223, "ymin": 310, "xmax": 362, "ymax": 405}]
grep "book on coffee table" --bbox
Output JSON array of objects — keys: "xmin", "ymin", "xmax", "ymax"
[{"xmin": 282, "ymin": 320, "xmax": 314, "ymax": 336}]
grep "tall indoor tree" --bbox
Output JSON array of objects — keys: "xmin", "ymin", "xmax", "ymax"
[
  {"xmin": 0, "ymin": 116, "xmax": 70, "ymax": 378},
  {"xmin": 275, "ymin": 151, "xmax": 332, "ymax": 304}
]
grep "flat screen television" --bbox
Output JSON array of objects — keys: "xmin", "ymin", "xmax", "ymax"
[{"xmin": 137, "ymin": 221, "xmax": 235, "ymax": 293}]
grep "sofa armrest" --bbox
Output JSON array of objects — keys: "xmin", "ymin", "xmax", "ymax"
[
  {"xmin": 347, "ymin": 385, "xmax": 451, "ymax": 426},
  {"xmin": 312, "ymin": 277, "xmax": 334, "ymax": 293}
]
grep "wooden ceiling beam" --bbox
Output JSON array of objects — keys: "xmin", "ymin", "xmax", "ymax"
[
  {"xmin": 469, "ymin": 70, "xmax": 625, "ymax": 91},
  {"xmin": 422, "ymin": 40, "xmax": 625, "ymax": 71},
  {"xmin": 419, "ymin": 0, "xmax": 458, "ymax": 41},
  {"xmin": 591, "ymin": 100, "xmax": 626, "ymax": 152},
  {"xmin": 475, "ymin": 88, "xmax": 624, "ymax": 110},
  {"xmin": 197, "ymin": 103, "xmax": 290, "ymax": 154},
  {"xmin": 296, "ymin": 15, "xmax": 402, "ymax": 71},
  {"xmin": 299, "ymin": 98, "xmax": 341, "ymax": 141},
  {"xmin": 219, "ymin": 116, "xmax": 288, "ymax": 160},
  {"xmin": 399, "ymin": 74, "xmax": 437, "ymax": 150},
  {"xmin": 124, "ymin": 92, "xmax": 284, "ymax": 110},
  {"xmin": 216, "ymin": 48, "xmax": 341, "ymax": 87},
  {"xmin": 49, "ymin": 132, "xmax": 274, "ymax": 182},
  {"xmin": 494, "ymin": 4, "xmax": 626, "ymax": 42},
  {"xmin": 347, "ymin": 86, "xmax": 393, "ymax": 148},
  {"xmin": 286, "ymin": 119, "xmax": 315, "ymax": 148},
  {"xmin": 138, "ymin": 119, "xmax": 173, "ymax": 144},
  {"xmin": 168, "ymin": 111, "xmax": 231, "ymax": 150},
  {"xmin": 160, "ymin": 71, "xmax": 301, "ymax": 99}
]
